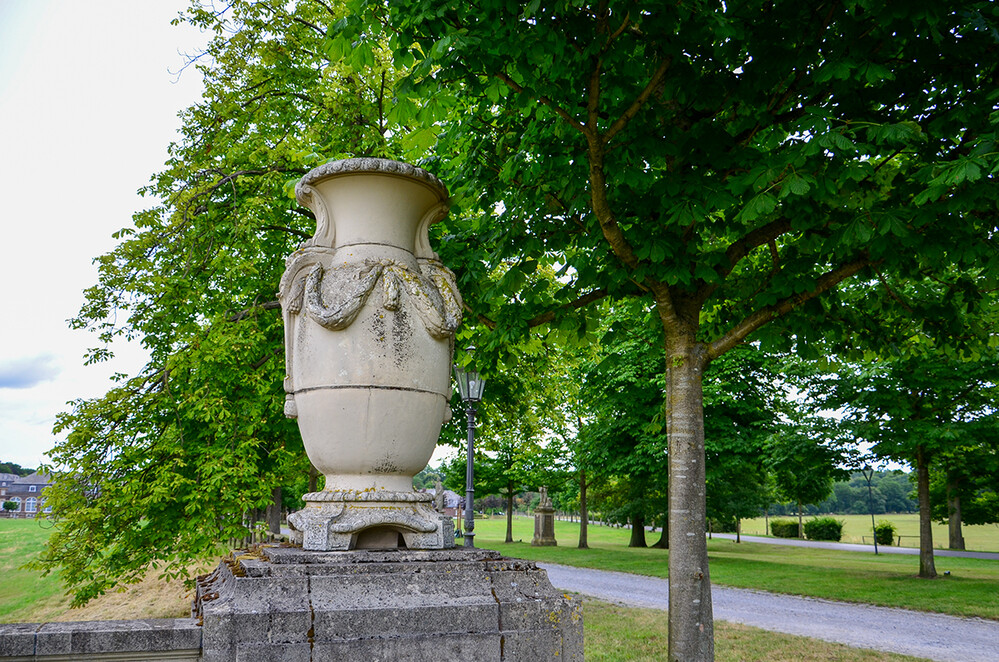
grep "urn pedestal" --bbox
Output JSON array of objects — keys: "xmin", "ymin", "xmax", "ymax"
[
  {"xmin": 193, "ymin": 546, "xmax": 583, "ymax": 662},
  {"xmin": 279, "ymin": 158, "xmax": 461, "ymax": 551}
]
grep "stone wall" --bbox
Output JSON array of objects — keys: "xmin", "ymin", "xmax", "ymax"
[{"xmin": 0, "ymin": 618, "xmax": 200, "ymax": 661}]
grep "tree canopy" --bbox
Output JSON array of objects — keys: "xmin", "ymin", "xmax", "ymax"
[{"xmin": 336, "ymin": 2, "xmax": 999, "ymax": 657}]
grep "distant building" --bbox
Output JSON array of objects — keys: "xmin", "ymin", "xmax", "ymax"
[{"xmin": 1, "ymin": 472, "xmax": 52, "ymax": 518}]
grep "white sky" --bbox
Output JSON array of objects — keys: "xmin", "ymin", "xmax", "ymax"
[{"xmin": 0, "ymin": 0, "xmax": 206, "ymax": 469}]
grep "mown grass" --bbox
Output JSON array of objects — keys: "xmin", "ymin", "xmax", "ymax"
[
  {"xmin": 585, "ymin": 601, "xmax": 928, "ymax": 662},
  {"xmin": 739, "ymin": 513, "xmax": 999, "ymax": 551},
  {"xmin": 473, "ymin": 516, "xmax": 999, "ymax": 620}
]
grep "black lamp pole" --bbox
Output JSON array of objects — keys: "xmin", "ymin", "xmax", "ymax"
[
  {"xmin": 862, "ymin": 465, "xmax": 879, "ymax": 555},
  {"xmin": 463, "ymin": 400, "xmax": 477, "ymax": 548},
  {"xmin": 454, "ymin": 347, "xmax": 485, "ymax": 549}
]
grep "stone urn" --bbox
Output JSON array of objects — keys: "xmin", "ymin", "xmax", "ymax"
[{"xmin": 279, "ymin": 158, "xmax": 462, "ymax": 551}]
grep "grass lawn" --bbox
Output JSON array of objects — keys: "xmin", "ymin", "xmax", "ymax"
[
  {"xmin": 0, "ymin": 518, "xmax": 65, "ymax": 622},
  {"xmin": 473, "ymin": 515, "xmax": 999, "ymax": 620},
  {"xmin": 0, "ymin": 518, "xmax": 197, "ymax": 623},
  {"xmin": 739, "ymin": 513, "xmax": 999, "ymax": 551}
]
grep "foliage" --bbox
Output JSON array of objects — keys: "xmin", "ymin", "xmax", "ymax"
[
  {"xmin": 801, "ymin": 351, "xmax": 999, "ymax": 575},
  {"xmin": 803, "ymin": 517, "xmax": 843, "ymax": 542},
  {"xmin": 413, "ymin": 466, "xmax": 443, "ymax": 491},
  {"xmin": 0, "ymin": 463, "xmax": 34, "ymax": 477},
  {"xmin": 875, "ymin": 521, "xmax": 897, "ymax": 546},
  {"xmin": 929, "ymin": 437, "xmax": 999, "ymax": 528},
  {"xmin": 703, "ymin": 347, "xmax": 784, "ymax": 527},
  {"xmin": 769, "ymin": 520, "xmax": 799, "ymax": 539},
  {"xmin": 765, "ymin": 418, "xmax": 850, "ymax": 534},
  {"xmin": 579, "ymin": 303, "xmax": 669, "ymax": 547},
  {"xmin": 814, "ymin": 471, "xmax": 918, "ymax": 515},
  {"xmin": 1, "ymin": 502, "xmax": 17, "ymax": 513}
]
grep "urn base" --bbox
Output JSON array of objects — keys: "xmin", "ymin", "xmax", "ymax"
[{"xmin": 287, "ymin": 490, "xmax": 455, "ymax": 551}]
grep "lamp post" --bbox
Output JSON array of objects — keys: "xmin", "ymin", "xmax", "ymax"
[
  {"xmin": 862, "ymin": 464, "xmax": 879, "ymax": 555},
  {"xmin": 454, "ymin": 347, "xmax": 486, "ymax": 548}
]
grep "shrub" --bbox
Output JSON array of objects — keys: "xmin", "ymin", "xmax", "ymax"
[
  {"xmin": 709, "ymin": 516, "xmax": 738, "ymax": 533},
  {"xmin": 804, "ymin": 516, "xmax": 844, "ymax": 542},
  {"xmin": 769, "ymin": 519, "xmax": 799, "ymax": 538},
  {"xmin": 874, "ymin": 520, "xmax": 897, "ymax": 546}
]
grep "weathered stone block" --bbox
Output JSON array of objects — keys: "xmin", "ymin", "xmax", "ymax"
[
  {"xmin": 193, "ymin": 546, "xmax": 583, "ymax": 661},
  {"xmin": 234, "ymin": 641, "xmax": 312, "ymax": 662},
  {"xmin": 0, "ymin": 623, "xmax": 37, "ymax": 657},
  {"xmin": 312, "ymin": 632, "xmax": 502, "ymax": 662}
]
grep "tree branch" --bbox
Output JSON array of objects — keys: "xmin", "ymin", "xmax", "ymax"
[
  {"xmin": 494, "ymin": 72, "xmax": 585, "ymax": 133},
  {"xmin": 526, "ymin": 288, "xmax": 610, "ymax": 327},
  {"xmin": 707, "ymin": 255, "xmax": 874, "ymax": 361},
  {"xmin": 227, "ymin": 300, "xmax": 282, "ymax": 323},
  {"xmin": 603, "ymin": 55, "xmax": 672, "ymax": 144},
  {"xmin": 874, "ymin": 267, "xmax": 915, "ymax": 313},
  {"xmin": 722, "ymin": 218, "xmax": 793, "ymax": 279},
  {"xmin": 694, "ymin": 217, "xmax": 793, "ymax": 307}
]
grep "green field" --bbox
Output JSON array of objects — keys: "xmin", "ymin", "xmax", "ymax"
[
  {"xmin": 0, "ymin": 518, "xmax": 66, "ymax": 622},
  {"xmin": 738, "ymin": 513, "xmax": 999, "ymax": 551},
  {"xmin": 471, "ymin": 515, "xmax": 999, "ymax": 620}
]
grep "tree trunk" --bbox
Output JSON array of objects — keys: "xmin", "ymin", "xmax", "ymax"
[
  {"xmin": 916, "ymin": 445, "xmax": 937, "ymax": 578},
  {"xmin": 652, "ymin": 514, "xmax": 669, "ymax": 548},
  {"xmin": 505, "ymin": 483, "xmax": 514, "ymax": 543},
  {"xmin": 736, "ymin": 518, "xmax": 741, "ymax": 544},
  {"xmin": 665, "ymin": 336, "xmax": 713, "ymax": 662},
  {"xmin": 308, "ymin": 463, "xmax": 319, "ymax": 493},
  {"xmin": 578, "ymin": 469, "xmax": 589, "ymax": 549},
  {"xmin": 946, "ymin": 478, "xmax": 966, "ymax": 551},
  {"xmin": 266, "ymin": 486, "xmax": 282, "ymax": 536},
  {"xmin": 629, "ymin": 512, "xmax": 647, "ymax": 547},
  {"xmin": 797, "ymin": 500, "xmax": 804, "ymax": 539}
]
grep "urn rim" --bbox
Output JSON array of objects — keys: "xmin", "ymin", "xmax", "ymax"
[{"xmin": 297, "ymin": 157, "xmax": 448, "ymax": 202}]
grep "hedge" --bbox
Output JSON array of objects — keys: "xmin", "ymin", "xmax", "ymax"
[
  {"xmin": 875, "ymin": 520, "xmax": 897, "ymax": 546},
  {"xmin": 770, "ymin": 518, "xmax": 799, "ymax": 538},
  {"xmin": 804, "ymin": 516, "xmax": 843, "ymax": 542}
]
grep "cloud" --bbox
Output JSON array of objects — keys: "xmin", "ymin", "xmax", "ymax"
[{"xmin": 0, "ymin": 355, "xmax": 61, "ymax": 389}]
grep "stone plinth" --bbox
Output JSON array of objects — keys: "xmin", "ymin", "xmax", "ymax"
[
  {"xmin": 532, "ymin": 506, "xmax": 557, "ymax": 547},
  {"xmin": 193, "ymin": 546, "xmax": 582, "ymax": 662}
]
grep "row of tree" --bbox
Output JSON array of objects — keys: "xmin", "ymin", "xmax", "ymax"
[
  {"xmin": 433, "ymin": 305, "xmax": 999, "ymax": 553},
  {"xmin": 35, "ymin": 2, "xmax": 999, "ymax": 660}
]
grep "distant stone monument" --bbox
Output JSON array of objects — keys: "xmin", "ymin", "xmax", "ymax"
[
  {"xmin": 192, "ymin": 158, "xmax": 581, "ymax": 661},
  {"xmin": 532, "ymin": 485, "xmax": 558, "ymax": 547},
  {"xmin": 433, "ymin": 478, "xmax": 445, "ymax": 512}
]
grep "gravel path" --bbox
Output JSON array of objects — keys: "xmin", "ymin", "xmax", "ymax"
[{"xmin": 540, "ymin": 562, "xmax": 999, "ymax": 662}]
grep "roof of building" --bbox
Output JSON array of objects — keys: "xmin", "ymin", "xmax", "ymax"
[
  {"xmin": 13, "ymin": 472, "xmax": 50, "ymax": 485},
  {"xmin": 0, "ymin": 473, "xmax": 18, "ymax": 484}
]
